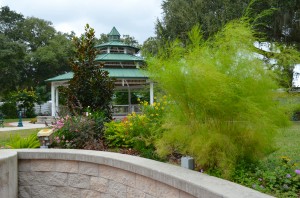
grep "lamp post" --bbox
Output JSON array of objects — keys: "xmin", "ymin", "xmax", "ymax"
[{"xmin": 17, "ymin": 110, "xmax": 23, "ymax": 127}]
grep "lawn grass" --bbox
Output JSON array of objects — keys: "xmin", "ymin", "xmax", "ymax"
[
  {"xmin": 267, "ymin": 122, "xmax": 300, "ymax": 163},
  {"xmin": 3, "ymin": 118, "xmax": 32, "ymax": 127},
  {"xmin": 0, "ymin": 128, "xmax": 41, "ymax": 147}
]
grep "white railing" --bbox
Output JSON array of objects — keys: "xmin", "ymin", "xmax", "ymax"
[{"xmin": 112, "ymin": 104, "xmax": 141, "ymax": 115}]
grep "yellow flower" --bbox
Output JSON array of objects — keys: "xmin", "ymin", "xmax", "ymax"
[
  {"xmin": 161, "ymin": 107, "xmax": 164, "ymax": 110},
  {"xmin": 151, "ymin": 114, "xmax": 154, "ymax": 117},
  {"xmin": 157, "ymin": 103, "xmax": 160, "ymax": 106},
  {"xmin": 156, "ymin": 113, "xmax": 159, "ymax": 116},
  {"xmin": 155, "ymin": 107, "xmax": 159, "ymax": 110},
  {"xmin": 137, "ymin": 98, "xmax": 140, "ymax": 101},
  {"xmin": 163, "ymin": 95, "xmax": 167, "ymax": 99},
  {"xmin": 154, "ymin": 96, "xmax": 157, "ymax": 100},
  {"xmin": 153, "ymin": 102, "xmax": 156, "ymax": 106}
]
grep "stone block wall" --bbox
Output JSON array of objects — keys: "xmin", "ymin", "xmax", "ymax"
[
  {"xmin": 18, "ymin": 159, "xmax": 194, "ymax": 198},
  {"xmin": 0, "ymin": 150, "xmax": 17, "ymax": 198},
  {"xmin": 0, "ymin": 149, "xmax": 274, "ymax": 198}
]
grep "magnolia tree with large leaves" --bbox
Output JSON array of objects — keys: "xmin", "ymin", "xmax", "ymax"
[{"xmin": 63, "ymin": 24, "xmax": 114, "ymax": 118}]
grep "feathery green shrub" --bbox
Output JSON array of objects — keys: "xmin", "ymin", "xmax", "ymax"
[{"xmin": 147, "ymin": 21, "xmax": 290, "ymax": 178}]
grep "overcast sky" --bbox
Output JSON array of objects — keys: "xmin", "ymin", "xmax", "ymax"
[{"xmin": 1, "ymin": 0, "xmax": 163, "ymax": 43}]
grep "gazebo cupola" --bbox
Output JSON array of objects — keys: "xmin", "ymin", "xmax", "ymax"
[{"xmin": 108, "ymin": 27, "xmax": 121, "ymax": 41}]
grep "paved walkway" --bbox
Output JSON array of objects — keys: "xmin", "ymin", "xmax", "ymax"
[{"xmin": 0, "ymin": 121, "xmax": 47, "ymax": 132}]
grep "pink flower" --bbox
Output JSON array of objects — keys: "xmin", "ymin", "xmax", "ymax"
[{"xmin": 295, "ymin": 169, "xmax": 300, "ymax": 175}]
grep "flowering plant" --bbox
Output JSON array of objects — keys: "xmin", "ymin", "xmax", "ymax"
[
  {"xmin": 233, "ymin": 156, "xmax": 300, "ymax": 197},
  {"xmin": 104, "ymin": 96, "xmax": 169, "ymax": 158},
  {"xmin": 52, "ymin": 114, "xmax": 100, "ymax": 149}
]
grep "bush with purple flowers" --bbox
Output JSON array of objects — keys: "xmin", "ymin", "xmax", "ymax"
[{"xmin": 233, "ymin": 156, "xmax": 300, "ymax": 197}]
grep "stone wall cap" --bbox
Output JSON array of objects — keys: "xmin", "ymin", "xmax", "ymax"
[
  {"xmin": 0, "ymin": 150, "xmax": 17, "ymax": 161},
  {"xmin": 4, "ymin": 149, "xmax": 274, "ymax": 198}
]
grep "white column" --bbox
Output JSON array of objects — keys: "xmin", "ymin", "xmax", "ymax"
[
  {"xmin": 150, "ymin": 82, "xmax": 154, "ymax": 105},
  {"xmin": 51, "ymin": 83, "xmax": 56, "ymax": 117},
  {"xmin": 55, "ymin": 88, "xmax": 59, "ymax": 116}
]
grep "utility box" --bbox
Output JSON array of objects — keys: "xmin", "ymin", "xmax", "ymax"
[
  {"xmin": 181, "ymin": 156, "xmax": 195, "ymax": 170},
  {"xmin": 37, "ymin": 129, "xmax": 54, "ymax": 148}
]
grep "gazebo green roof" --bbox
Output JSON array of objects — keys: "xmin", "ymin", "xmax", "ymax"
[
  {"xmin": 45, "ymin": 68, "xmax": 148, "ymax": 82},
  {"xmin": 95, "ymin": 41, "xmax": 140, "ymax": 53},
  {"xmin": 108, "ymin": 27, "xmax": 120, "ymax": 37},
  {"xmin": 95, "ymin": 53, "xmax": 144, "ymax": 62}
]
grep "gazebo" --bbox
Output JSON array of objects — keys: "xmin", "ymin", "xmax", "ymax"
[{"xmin": 46, "ymin": 27, "xmax": 154, "ymax": 117}]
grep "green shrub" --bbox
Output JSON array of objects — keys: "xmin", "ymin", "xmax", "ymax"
[
  {"xmin": 104, "ymin": 119, "xmax": 135, "ymax": 148},
  {"xmin": 147, "ymin": 22, "xmax": 289, "ymax": 178},
  {"xmin": 5, "ymin": 133, "xmax": 40, "ymax": 148},
  {"xmin": 52, "ymin": 111, "xmax": 107, "ymax": 149},
  {"xmin": 0, "ymin": 102, "xmax": 17, "ymax": 118},
  {"xmin": 233, "ymin": 156, "xmax": 300, "ymax": 197},
  {"xmin": 53, "ymin": 116, "xmax": 95, "ymax": 149},
  {"xmin": 104, "ymin": 96, "xmax": 169, "ymax": 159}
]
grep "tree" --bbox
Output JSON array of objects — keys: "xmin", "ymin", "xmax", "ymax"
[
  {"xmin": 13, "ymin": 17, "xmax": 74, "ymax": 88},
  {"xmin": 0, "ymin": 34, "xmax": 26, "ymax": 96},
  {"xmin": 122, "ymin": 34, "xmax": 141, "ymax": 48},
  {"xmin": 141, "ymin": 37, "xmax": 160, "ymax": 57},
  {"xmin": 16, "ymin": 17, "xmax": 56, "ymax": 51},
  {"xmin": 245, "ymin": 0, "xmax": 300, "ymax": 48},
  {"xmin": 155, "ymin": 0, "xmax": 250, "ymax": 44},
  {"xmin": 96, "ymin": 33, "xmax": 108, "ymax": 44},
  {"xmin": 63, "ymin": 24, "xmax": 115, "ymax": 117},
  {"xmin": 0, "ymin": 6, "xmax": 24, "ymax": 40},
  {"xmin": 244, "ymin": 0, "xmax": 300, "ymax": 88},
  {"xmin": 10, "ymin": 88, "xmax": 38, "ymax": 118},
  {"xmin": 0, "ymin": 6, "xmax": 74, "ymax": 96},
  {"xmin": 25, "ymin": 32, "xmax": 74, "ymax": 86}
]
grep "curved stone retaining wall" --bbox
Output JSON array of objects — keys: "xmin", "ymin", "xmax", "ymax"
[
  {"xmin": 0, "ymin": 150, "xmax": 17, "ymax": 198},
  {"xmin": 0, "ymin": 149, "xmax": 273, "ymax": 198}
]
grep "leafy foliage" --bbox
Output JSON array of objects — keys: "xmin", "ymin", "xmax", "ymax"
[
  {"xmin": 5, "ymin": 133, "xmax": 40, "ymax": 148},
  {"xmin": 245, "ymin": 0, "xmax": 300, "ymax": 48},
  {"xmin": 104, "ymin": 96, "xmax": 168, "ymax": 159},
  {"xmin": 147, "ymin": 22, "xmax": 289, "ymax": 178},
  {"xmin": 63, "ymin": 24, "xmax": 114, "ymax": 117},
  {"xmin": 0, "ymin": 6, "xmax": 74, "ymax": 97},
  {"xmin": 9, "ymin": 88, "xmax": 38, "ymax": 118},
  {"xmin": 155, "ymin": 0, "xmax": 249, "ymax": 44},
  {"xmin": 114, "ymin": 92, "xmax": 139, "ymax": 104},
  {"xmin": 53, "ymin": 115, "xmax": 95, "ymax": 149},
  {"xmin": 0, "ymin": 33, "xmax": 26, "ymax": 96},
  {"xmin": 0, "ymin": 102, "xmax": 17, "ymax": 118},
  {"xmin": 233, "ymin": 157, "xmax": 300, "ymax": 197}
]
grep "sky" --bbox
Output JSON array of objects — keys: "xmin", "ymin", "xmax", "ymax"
[{"xmin": 0, "ymin": 0, "xmax": 163, "ymax": 43}]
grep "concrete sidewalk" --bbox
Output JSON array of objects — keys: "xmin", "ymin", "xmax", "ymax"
[{"xmin": 0, "ymin": 121, "xmax": 47, "ymax": 132}]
